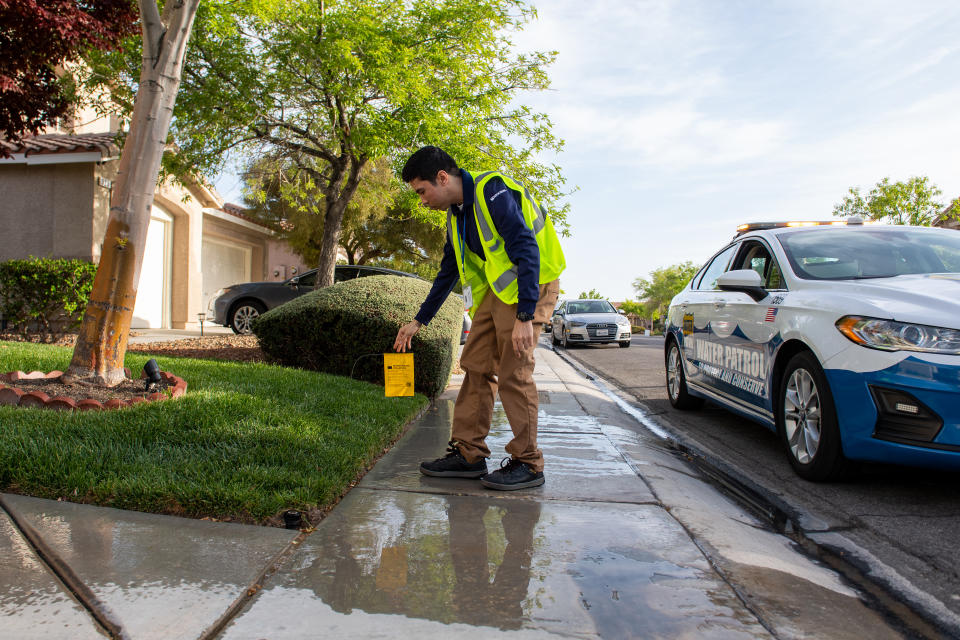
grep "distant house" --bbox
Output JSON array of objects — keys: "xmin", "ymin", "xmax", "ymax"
[
  {"xmin": 933, "ymin": 199, "xmax": 959, "ymax": 230},
  {"xmin": 0, "ymin": 117, "xmax": 307, "ymax": 330}
]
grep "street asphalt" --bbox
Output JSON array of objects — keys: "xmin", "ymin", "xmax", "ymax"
[{"xmin": 0, "ymin": 337, "xmax": 917, "ymax": 639}]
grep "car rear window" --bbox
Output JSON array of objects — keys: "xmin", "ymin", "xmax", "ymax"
[{"xmin": 779, "ymin": 228, "xmax": 960, "ymax": 280}]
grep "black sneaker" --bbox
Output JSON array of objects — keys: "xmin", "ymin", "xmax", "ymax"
[
  {"xmin": 480, "ymin": 458, "xmax": 545, "ymax": 491},
  {"xmin": 420, "ymin": 441, "xmax": 488, "ymax": 478}
]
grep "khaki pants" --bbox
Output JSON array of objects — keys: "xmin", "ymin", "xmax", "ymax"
[{"xmin": 452, "ymin": 279, "xmax": 560, "ymax": 473}]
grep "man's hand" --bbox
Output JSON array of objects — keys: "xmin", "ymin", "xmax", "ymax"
[
  {"xmin": 512, "ymin": 319, "xmax": 535, "ymax": 358},
  {"xmin": 394, "ymin": 320, "xmax": 422, "ymax": 352}
]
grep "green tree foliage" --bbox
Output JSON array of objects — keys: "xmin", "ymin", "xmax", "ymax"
[
  {"xmin": 84, "ymin": 0, "xmax": 567, "ymax": 287},
  {"xmin": 0, "ymin": 0, "xmax": 137, "ymax": 151},
  {"xmin": 633, "ymin": 261, "xmax": 699, "ymax": 323},
  {"xmin": 832, "ymin": 176, "xmax": 949, "ymax": 226},
  {"xmin": 577, "ymin": 288, "xmax": 604, "ymax": 300},
  {"xmin": 243, "ymin": 156, "xmax": 445, "ymax": 278},
  {"xmin": 617, "ymin": 299, "xmax": 643, "ymax": 316}
]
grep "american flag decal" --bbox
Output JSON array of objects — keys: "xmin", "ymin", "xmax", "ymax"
[{"xmin": 765, "ymin": 307, "xmax": 778, "ymax": 322}]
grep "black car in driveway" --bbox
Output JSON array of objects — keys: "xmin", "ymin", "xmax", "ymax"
[{"xmin": 208, "ymin": 264, "xmax": 471, "ymax": 343}]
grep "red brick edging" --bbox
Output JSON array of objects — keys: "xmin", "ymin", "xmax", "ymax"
[{"xmin": 0, "ymin": 369, "xmax": 188, "ymax": 411}]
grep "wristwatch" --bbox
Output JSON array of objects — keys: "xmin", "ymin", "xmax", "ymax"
[{"xmin": 516, "ymin": 311, "xmax": 535, "ymax": 322}]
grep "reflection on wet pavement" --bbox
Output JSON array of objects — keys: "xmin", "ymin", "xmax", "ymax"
[
  {"xmin": 359, "ymin": 401, "xmax": 658, "ymax": 505},
  {"xmin": 2, "ymin": 495, "xmax": 296, "ymax": 640},
  {"xmin": 0, "ymin": 510, "xmax": 104, "ymax": 639},
  {"xmin": 223, "ymin": 488, "xmax": 770, "ymax": 637}
]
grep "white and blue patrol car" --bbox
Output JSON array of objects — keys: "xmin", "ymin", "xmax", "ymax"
[{"xmin": 664, "ymin": 220, "xmax": 960, "ymax": 481}]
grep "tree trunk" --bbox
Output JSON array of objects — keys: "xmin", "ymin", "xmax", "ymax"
[
  {"xmin": 315, "ymin": 198, "xmax": 348, "ymax": 288},
  {"xmin": 65, "ymin": 0, "xmax": 199, "ymax": 386},
  {"xmin": 315, "ymin": 158, "xmax": 366, "ymax": 287}
]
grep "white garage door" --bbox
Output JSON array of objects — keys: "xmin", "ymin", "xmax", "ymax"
[
  {"xmin": 131, "ymin": 206, "xmax": 172, "ymax": 329},
  {"xmin": 202, "ymin": 238, "xmax": 252, "ymax": 314}
]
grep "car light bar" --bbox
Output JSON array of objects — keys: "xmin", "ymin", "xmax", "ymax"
[{"xmin": 736, "ymin": 217, "xmax": 878, "ymax": 234}]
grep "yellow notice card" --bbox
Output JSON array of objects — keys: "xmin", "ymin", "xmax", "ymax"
[{"xmin": 383, "ymin": 352, "xmax": 414, "ymax": 397}]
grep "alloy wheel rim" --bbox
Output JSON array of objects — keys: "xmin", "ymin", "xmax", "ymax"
[
  {"xmin": 783, "ymin": 368, "xmax": 821, "ymax": 464},
  {"xmin": 667, "ymin": 346, "xmax": 680, "ymax": 400},
  {"xmin": 235, "ymin": 307, "xmax": 259, "ymax": 334}
]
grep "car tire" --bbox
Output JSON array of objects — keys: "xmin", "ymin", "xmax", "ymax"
[
  {"xmin": 229, "ymin": 300, "xmax": 266, "ymax": 335},
  {"xmin": 665, "ymin": 340, "xmax": 703, "ymax": 410},
  {"xmin": 561, "ymin": 330, "xmax": 571, "ymax": 349},
  {"xmin": 776, "ymin": 351, "xmax": 849, "ymax": 482},
  {"xmin": 619, "ymin": 340, "xmax": 631, "ymax": 348},
  {"xmin": 551, "ymin": 329, "xmax": 560, "ymax": 346}
]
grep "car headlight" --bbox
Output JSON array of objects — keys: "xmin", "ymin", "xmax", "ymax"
[
  {"xmin": 617, "ymin": 318, "xmax": 630, "ymax": 326},
  {"xmin": 836, "ymin": 316, "xmax": 960, "ymax": 355},
  {"xmin": 569, "ymin": 321, "xmax": 586, "ymax": 327}
]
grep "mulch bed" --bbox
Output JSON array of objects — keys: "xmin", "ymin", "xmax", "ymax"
[{"xmin": 9, "ymin": 375, "xmax": 168, "ymax": 404}]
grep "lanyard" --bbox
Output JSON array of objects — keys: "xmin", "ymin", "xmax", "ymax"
[{"xmin": 458, "ymin": 209, "xmax": 466, "ymax": 273}]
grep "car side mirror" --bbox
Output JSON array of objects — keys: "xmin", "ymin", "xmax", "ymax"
[
  {"xmin": 618, "ymin": 309, "xmax": 626, "ymax": 314},
  {"xmin": 717, "ymin": 269, "xmax": 768, "ymax": 302},
  {"xmin": 288, "ymin": 277, "xmax": 300, "ymax": 286}
]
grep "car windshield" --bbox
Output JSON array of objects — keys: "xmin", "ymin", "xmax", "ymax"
[
  {"xmin": 566, "ymin": 300, "xmax": 616, "ymax": 314},
  {"xmin": 778, "ymin": 228, "xmax": 960, "ymax": 280}
]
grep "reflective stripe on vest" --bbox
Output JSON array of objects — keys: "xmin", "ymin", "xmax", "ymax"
[
  {"xmin": 471, "ymin": 171, "xmax": 500, "ymax": 252},
  {"xmin": 493, "ymin": 266, "xmax": 519, "ymax": 294}
]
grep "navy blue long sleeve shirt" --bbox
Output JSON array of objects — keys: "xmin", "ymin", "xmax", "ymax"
[{"xmin": 414, "ymin": 169, "xmax": 540, "ymax": 325}]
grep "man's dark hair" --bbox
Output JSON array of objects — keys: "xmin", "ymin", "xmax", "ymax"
[{"xmin": 401, "ymin": 146, "xmax": 458, "ymax": 184}]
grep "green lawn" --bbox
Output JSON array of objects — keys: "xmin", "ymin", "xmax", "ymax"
[{"xmin": 0, "ymin": 341, "xmax": 427, "ymax": 523}]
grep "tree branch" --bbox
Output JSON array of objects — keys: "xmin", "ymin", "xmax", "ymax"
[{"xmin": 139, "ymin": 0, "xmax": 164, "ymax": 62}]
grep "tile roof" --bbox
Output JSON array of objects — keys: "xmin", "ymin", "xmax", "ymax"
[
  {"xmin": 220, "ymin": 202, "xmax": 280, "ymax": 231},
  {"xmin": 0, "ymin": 132, "xmax": 119, "ymax": 158}
]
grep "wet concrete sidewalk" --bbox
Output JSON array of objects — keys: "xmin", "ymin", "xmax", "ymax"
[{"xmin": 1, "ymin": 344, "xmax": 909, "ymax": 639}]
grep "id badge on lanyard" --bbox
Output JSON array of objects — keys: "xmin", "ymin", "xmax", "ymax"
[{"xmin": 459, "ymin": 212, "xmax": 473, "ymax": 311}]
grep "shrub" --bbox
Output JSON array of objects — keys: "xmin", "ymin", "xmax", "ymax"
[
  {"xmin": 253, "ymin": 275, "xmax": 461, "ymax": 397},
  {"xmin": 0, "ymin": 257, "xmax": 97, "ymax": 341}
]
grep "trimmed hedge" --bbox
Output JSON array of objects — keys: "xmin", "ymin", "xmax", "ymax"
[
  {"xmin": 0, "ymin": 257, "xmax": 97, "ymax": 341},
  {"xmin": 253, "ymin": 275, "xmax": 462, "ymax": 397}
]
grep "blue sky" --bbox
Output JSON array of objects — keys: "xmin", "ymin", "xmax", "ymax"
[{"xmin": 215, "ymin": 1, "xmax": 960, "ymax": 301}]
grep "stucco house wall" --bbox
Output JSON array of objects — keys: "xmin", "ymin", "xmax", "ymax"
[{"xmin": 0, "ymin": 160, "xmax": 118, "ymax": 262}]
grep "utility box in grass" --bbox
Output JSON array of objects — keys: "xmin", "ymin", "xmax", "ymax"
[{"xmin": 252, "ymin": 275, "xmax": 461, "ymax": 397}]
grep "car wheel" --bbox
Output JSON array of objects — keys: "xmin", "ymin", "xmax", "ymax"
[
  {"xmin": 665, "ymin": 340, "xmax": 703, "ymax": 410},
  {"xmin": 619, "ymin": 340, "xmax": 631, "ymax": 348},
  {"xmin": 230, "ymin": 300, "xmax": 266, "ymax": 335},
  {"xmin": 551, "ymin": 329, "xmax": 560, "ymax": 346},
  {"xmin": 561, "ymin": 329, "xmax": 571, "ymax": 349},
  {"xmin": 777, "ymin": 351, "xmax": 849, "ymax": 481}
]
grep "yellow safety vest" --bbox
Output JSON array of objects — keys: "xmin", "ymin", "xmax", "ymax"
[{"xmin": 448, "ymin": 171, "xmax": 565, "ymax": 317}]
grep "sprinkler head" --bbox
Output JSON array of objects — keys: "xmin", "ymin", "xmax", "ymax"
[{"xmin": 283, "ymin": 510, "xmax": 303, "ymax": 530}]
